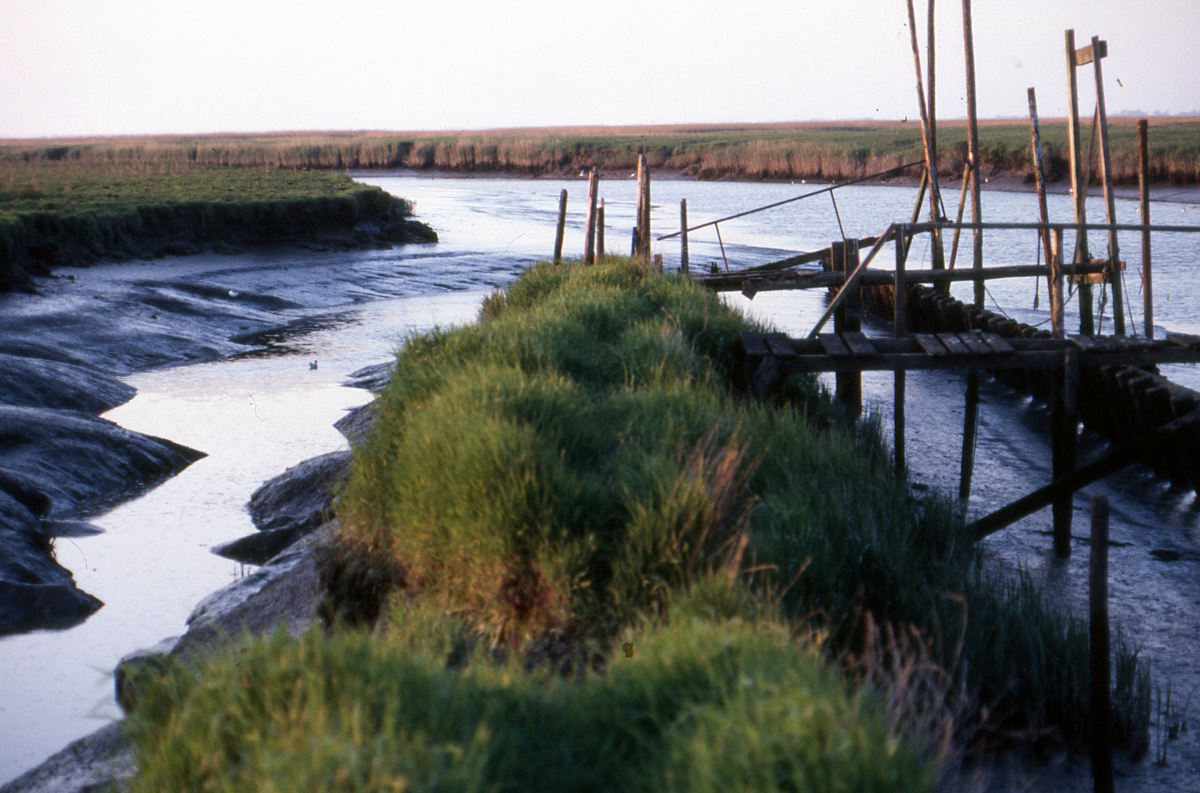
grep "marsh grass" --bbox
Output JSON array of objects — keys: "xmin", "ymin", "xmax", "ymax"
[
  {"xmin": 5, "ymin": 119, "xmax": 1197, "ymax": 184},
  {"xmin": 125, "ymin": 259, "xmax": 1151, "ymax": 789}
]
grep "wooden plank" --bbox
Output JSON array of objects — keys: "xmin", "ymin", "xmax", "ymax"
[
  {"xmin": 1070, "ymin": 334, "xmax": 1104, "ymax": 351},
  {"xmin": 914, "ymin": 333, "xmax": 950, "ymax": 356},
  {"xmin": 958, "ymin": 331, "xmax": 994, "ymax": 355},
  {"xmin": 819, "ymin": 333, "xmax": 853, "ymax": 358},
  {"xmin": 1167, "ymin": 332, "xmax": 1200, "ymax": 348},
  {"xmin": 1074, "ymin": 39, "xmax": 1107, "ymax": 66},
  {"xmin": 841, "ymin": 331, "xmax": 879, "ymax": 357},
  {"xmin": 935, "ymin": 333, "xmax": 972, "ymax": 355},
  {"xmin": 740, "ymin": 332, "xmax": 770, "ymax": 359},
  {"xmin": 765, "ymin": 332, "xmax": 798, "ymax": 358},
  {"xmin": 980, "ymin": 332, "xmax": 1015, "ymax": 353}
]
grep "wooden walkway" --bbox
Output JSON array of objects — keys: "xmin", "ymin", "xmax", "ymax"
[{"xmin": 739, "ymin": 330, "xmax": 1200, "ymax": 391}]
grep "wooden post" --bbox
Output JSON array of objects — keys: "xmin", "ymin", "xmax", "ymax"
[
  {"xmin": 631, "ymin": 226, "xmax": 638, "ymax": 257},
  {"xmin": 1089, "ymin": 494, "xmax": 1115, "ymax": 793},
  {"xmin": 636, "ymin": 154, "xmax": 651, "ymax": 261},
  {"xmin": 635, "ymin": 155, "xmax": 646, "ymax": 258},
  {"xmin": 583, "ymin": 168, "xmax": 599, "ymax": 265},
  {"xmin": 1065, "ymin": 29, "xmax": 1094, "ymax": 335},
  {"xmin": 1028, "ymin": 88, "xmax": 1063, "ymax": 337},
  {"xmin": 1053, "ymin": 348, "xmax": 1079, "ymax": 556},
  {"xmin": 905, "ymin": 0, "xmax": 945, "ymax": 276},
  {"xmin": 895, "ymin": 226, "xmax": 908, "ymax": 475},
  {"xmin": 1052, "ymin": 228, "xmax": 1066, "ymax": 339},
  {"xmin": 834, "ymin": 240, "xmax": 862, "ymax": 417},
  {"xmin": 679, "ymin": 199, "xmax": 689, "ymax": 275},
  {"xmin": 553, "ymin": 189, "xmax": 568, "ymax": 263},
  {"xmin": 1089, "ymin": 36, "xmax": 1125, "ymax": 335},
  {"xmin": 947, "ymin": 163, "xmax": 971, "ymax": 269},
  {"xmin": 962, "ymin": 0, "xmax": 984, "ymax": 308},
  {"xmin": 597, "ymin": 198, "xmax": 605, "ymax": 259},
  {"xmin": 960, "ymin": 373, "xmax": 981, "ymax": 505},
  {"xmin": 1139, "ymin": 119, "xmax": 1153, "ymax": 339}
]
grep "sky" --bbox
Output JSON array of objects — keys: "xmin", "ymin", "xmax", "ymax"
[{"xmin": 1, "ymin": 0, "xmax": 1197, "ymax": 139}]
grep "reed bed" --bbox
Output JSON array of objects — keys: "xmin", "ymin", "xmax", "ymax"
[
  {"xmin": 5, "ymin": 119, "xmax": 1197, "ymax": 184},
  {"xmin": 124, "ymin": 259, "xmax": 1150, "ymax": 792}
]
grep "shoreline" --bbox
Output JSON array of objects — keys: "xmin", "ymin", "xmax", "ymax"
[{"xmin": 348, "ymin": 167, "xmax": 1200, "ymax": 205}]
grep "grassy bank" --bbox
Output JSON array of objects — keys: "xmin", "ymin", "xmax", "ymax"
[
  {"xmin": 5, "ymin": 118, "xmax": 1199, "ymax": 185},
  {"xmin": 0, "ymin": 160, "xmax": 435, "ymax": 291},
  {"xmin": 124, "ymin": 259, "xmax": 1149, "ymax": 790}
]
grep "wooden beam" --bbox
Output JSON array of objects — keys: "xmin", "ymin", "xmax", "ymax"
[
  {"xmin": 1139, "ymin": 119, "xmax": 1153, "ymax": 339},
  {"xmin": 1091, "ymin": 35, "xmax": 1125, "ymax": 335},
  {"xmin": 962, "ymin": 0, "xmax": 984, "ymax": 307},
  {"xmin": 972, "ymin": 408, "xmax": 1200, "ymax": 539},
  {"xmin": 1065, "ymin": 29, "xmax": 1094, "ymax": 335}
]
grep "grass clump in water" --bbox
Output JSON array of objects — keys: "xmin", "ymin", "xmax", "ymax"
[{"xmin": 125, "ymin": 258, "xmax": 1150, "ymax": 789}]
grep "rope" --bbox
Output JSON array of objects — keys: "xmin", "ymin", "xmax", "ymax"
[{"xmin": 830, "ymin": 191, "xmax": 848, "ymax": 242}]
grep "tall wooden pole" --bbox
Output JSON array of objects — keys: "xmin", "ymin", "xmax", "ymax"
[
  {"xmin": 894, "ymin": 226, "xmax": 908, "ymax": 476},
  {"xmin": 1065, "ymin": 29, "xmax": 1095, "ymax": 335},
  {"xmin": 1053, "ymin": 348, "xmax": 1079, "ymax": 556},
  {"xmin": 583, "ymin": 168, "xmax": 599, "ymax": 265},
  {"xmin": 635, "ymin": 155, "xmax": 647, "ymax": 259},
  {"xmin": 962, "ymin": 0, "xmax": 983, "ymax": 307},
  {"xmin": 1028, "ymin": 88, "xmax": 1063, "ymax": 337},
  {"xmin": 679, "ymin": 199, "xmax": 690, "ymax": 275},
  {"xmin": 834, "ymin": 240, "xmax": 862, "ymax": 417},
  {"xmin": 640, "ymin": 159, "xmax": 652, "ymax": 261},
  {"xmin": 1139, "ymin": 119, "xmax": 1153, "ymax": 339},
  {"xmin": 905, "ymin": 0, "xmax": 945, "ymax": 274},
  {"xmin": 553, "ymin": 189, "xmax": 568, "ymax": 263},
  {"xmin": 1089, "ymin": 494, "xmax": 1115, "ymax": 793},
  {"xmin": 1090, "ymin": 36, "xmax": 1125, "ymax": 335}
]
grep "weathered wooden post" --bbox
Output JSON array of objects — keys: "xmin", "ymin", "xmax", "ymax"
[
  {"xmin": 894, "ymin": 226, "xmax": 908, "ymax": 475},
  {"xmin": 583, "ymin": 169, "xmax": 599, "ymax": 265},
  {"xmin": 679, "ymin": 199, "xmax": 689, "ymax": 275},
  {"xmin": 1052, "ymin": 227, "xmax": 1066, "ymax": 338},
  {"xmin": 962, "ymin": 0, "xmax": 984, "ymax": 307},
  {"xmin": 1065, "ymin": 29, "xmax": 1095, "ymax": 335},
  {"xmin": 1139, "ymin": 118, "xmax": 1153, "ymax": 339},
  {"xmin": 1053, "ymin": 348, "xmax": 1080, "ymax": 556},
  {"xmin": 553, "ymin": 189, "xmax": 568, "ymax": 263},
  {"xmin": 906, "ymin": 0, "xmax": 945, "ymax": 280},
  {"xmin": 1029, "ymin": 88, "xmax": 1064, "ymax": 338},
  {"xmin": 630, "ymin": 226, "xmax": 638, "ymax": 257},
  {"xmin": 833, "ymin": 239, "xmax": 862, "ymax": 417},
  {"xmin": 640, "ymin": 159, "xmax": 652, "ymax": 261},
  {"xmin": 1089, "ymin": 494, "xmax": 1114, "ymax": 793},
  {"xmin": 597, "ymin": 198, "xmax": 605, "ymax": 259},
  {"xmin": 1087, "ymin": 36, "xmax": 1126, "ymax": 335}
]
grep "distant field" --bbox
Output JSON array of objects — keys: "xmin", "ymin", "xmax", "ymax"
[
  {"xmin": 0, "ymin": 160, "xmax": 427, "ymax": 290},
  {"xmin": 3, "ymin": 118, "xmax": 1198, "ymax": 184}
]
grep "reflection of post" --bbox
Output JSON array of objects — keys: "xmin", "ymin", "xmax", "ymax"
[
  {"xmin": 959, "ymin": 373, "xmax": 980, "ymax": 505},
  {"xmin": 583, "ymin": 168, "xmax": 599, "ymax": 265},
  {"xmin": 1089, "ymin": 494, "xmax": 1114, "ymax": 793},
  {"xmin": 894, "ymin": 226, "xmax": 908, "ymax": 475},
  {"xmin": 1065, "ymin": 29, "xmax": 1094, "ymax": 334},
  {"xmin": 553, "ymin": 189, "xmax": 567, "ymax": 263},
  {"xmin": 1138, "ymin": 119, "xmax": 1153, "ymax": 339},
  {"xmin": 1052, "ymin": 349, "xmax": 1079, "ymax": 556},
  {"xmin": 597, "ymin": 198, "xmax": 605, "ymax": 259},
  {"xmin": 679, "ymin": 199, "xmax": 689, "ymax": 275}
]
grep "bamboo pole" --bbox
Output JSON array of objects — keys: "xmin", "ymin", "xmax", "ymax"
[
  {"xmin": 1065, "ymin": 29, "xmax": 1095, "ymax": 334},
  {"xmin": 1028, "ymin": 88, "xmax": 1062, "ymax": 337},
  {"xmin": 962, "ymin": 0, "xmax": 984, "ymax": 307},
  {"xmin": 553, "ymin": 189, "xmax": 568, "ymax": 263},
  {"xmin": 1139, "ymin": 119, "xmax": 1153, "ymax": 339},
  {"xmin": 1090, "ymin": 494, "xmax": 1115, "ymax": 793},
  {"xmin": 905, "ymin": 0, "xmax": 945, "ymax": 274},
  {"xmin": 1090, "ymin": 36, "xmax": 1125, "ymax": 335},
  {"xmin": 583, "ymin": 168, "xmax": 599, "ymax": 265},
  {"xmin": 679, "ymin": 199, "xmax": 689, "ymax": 275}
]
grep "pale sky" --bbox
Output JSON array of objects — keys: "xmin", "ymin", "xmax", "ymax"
[{"xmin": 1, "ymin": 0, "xmax": 1197, "ymax": 139}]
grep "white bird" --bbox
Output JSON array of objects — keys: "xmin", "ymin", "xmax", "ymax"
[{"xmin": 228, "ymin": 289, "xmax": 239, "ymax": 297}]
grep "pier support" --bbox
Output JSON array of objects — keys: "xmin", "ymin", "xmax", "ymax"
[
  {"xmin": 894, "ymin": 227, "xmax": 908, "ymax": 475},
  {"xmin": 1090, "ymin": 495, "xmax": 1114, "ymax": 793},
  {"xmin": 553, "ymin": 189, "xmax": 567, "ymax": 263},
  {"xmin": 834, "ymin": 240, "xmax": 862, "ymax": 417},
  {"xmin": 959, "ymin": 373, "xmax": 980, "ymax": 505}
]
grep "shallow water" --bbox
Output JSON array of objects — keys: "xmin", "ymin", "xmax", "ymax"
[{"xmin": 2, "ymin": 173, "xmax": 1199, "ymax": 788}]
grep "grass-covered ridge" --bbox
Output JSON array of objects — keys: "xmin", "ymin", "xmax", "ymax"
[
  {"xmin": 125, "ymin": 259, "xmax": 1150, "ymax": 790},
  {"xmin": 0, "ymin": 160, "xmax": 434, "ymax": 290},
  {"xmin": 5, "ymin": 118, "xmax": 1198, "ymax": 184}
]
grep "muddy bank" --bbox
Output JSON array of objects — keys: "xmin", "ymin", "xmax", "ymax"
[{"xmin": 0, "ymin": 192, "xmax": 436, "ymax": 293}]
